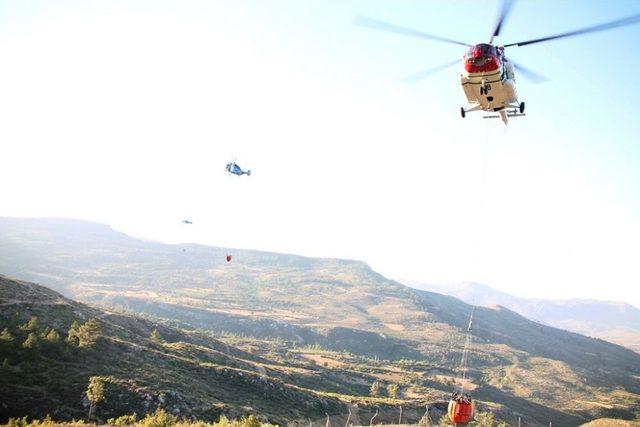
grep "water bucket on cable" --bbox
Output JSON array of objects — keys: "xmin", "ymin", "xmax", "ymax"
[{"xmin": 448, "ymin": 397, "xmax": 474, "ymax": 425}]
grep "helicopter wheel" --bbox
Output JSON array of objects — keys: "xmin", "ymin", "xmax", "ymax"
[
  {"xmin": 519, "ymin": 102, "xmax": 525, "ymax": 114},
  {"xmin": 460, "ymin": 107, "xmax": 466, "ymax": 118}
]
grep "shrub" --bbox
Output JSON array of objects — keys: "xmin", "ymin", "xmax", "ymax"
[
  {"xmin": 138, "ymin": 408, "xmax": 178, "ymax": 427},
  {"xmin": 6, "ymin": 416, "xmax": 28, "ymax": 427},
  {"xmin": 471, "ymin": 411, "xmax": 496, "ymax": 427},
  {"xmin": 239, "ymin": 415, "xmax": 261, "ymax": 427},
  {"xmin": 31, "ymin": 414, "xmax": 55, "ymax": 427},
  {"xmin": 438, "ymin": 414, "xmax": 452, "ymax": 426},
  {"xmin": 108, "ymin": 413, "xmax": 138, "ymax": 426}
]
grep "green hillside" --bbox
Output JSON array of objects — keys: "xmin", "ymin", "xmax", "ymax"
[
  {"xmin": 0, "ymin": 274, "xmax": 500, "ymax": 426},
  {"xmin": 2, "ymin": 218, "xmax": 640, "ymax": 425},
  {"xmin": 0, "ymin": 275, "xmax": 347, "ymax": 424}
]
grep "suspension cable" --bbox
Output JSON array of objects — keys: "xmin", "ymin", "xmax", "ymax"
[{"xmin": 456, "ymin": 306, "xmax": 475, "ymax": 394}]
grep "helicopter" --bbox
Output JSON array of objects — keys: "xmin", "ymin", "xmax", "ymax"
[
  {"xmin": 355, "ymin": 1, "xmax": 640, "ymax": 124},
  {"xmin": 226, "ymin": 160, "xmax": 251, "ymax": 176},
  {"xmin": 182, "ymin": 219, "xmax": 193, "ymax": 225}
]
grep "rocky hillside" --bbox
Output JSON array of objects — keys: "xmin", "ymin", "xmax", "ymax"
[{"xmin": 2, "ymin": 217, "xmax": 640, "ymax": 425}]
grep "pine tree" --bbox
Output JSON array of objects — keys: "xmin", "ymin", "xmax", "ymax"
[
  {"xmin": 44, "ymin": 329, "xmax": 61, "ymax": 344},
  {"xmin": 68, "ymin": 319, "xmax": 102, "ymax": 348},
  {"xmin": 86, "ymin": 376, "xmax": 105, "ymax": 421},
  {"xmin": 0, "ymin": 328, "xmax": 13, "ymax": 342},
  {"xmin": 22, "ymin": 332, "xmax": 40, "ymax": 351},
  {"xmin": 67, "ymin": 320, "xmax": 80, "ymax": 345},
  {"xmin": 387, "ymin": 383, "xmax": 399, "ymax": 399},
  {"xmin": 20, "ymin": 317, "xmax": 39, "ymax": 332},
  {"xmin": 78, "ymin": 319, "xmax": 102, "ymax": 348},
  {"xmin": 0, "ymin": 328, "xmax": 14, "ymax": 354},
  {"xmin": 370, "ymin": 381, "xmax": 381, "ymax": 397},
  {"xmin": 149, "ymin": 329, "xmax": 164, "ymax": 344}
]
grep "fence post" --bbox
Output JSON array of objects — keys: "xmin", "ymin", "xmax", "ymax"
[
  {"xmin": 370, "ymin": 409, "xmax": 378, "ymax": 426},
  {"xmin": 345, "ymin": 407, "xmax": 352, "ymax": 427}
]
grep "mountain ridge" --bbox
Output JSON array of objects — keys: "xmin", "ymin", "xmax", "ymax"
[
  {"xmin": 408, "ymin": 281, "xmax": 640, "ymax": 352},
  {"xmin": 2, "ymin": 217, "xmax": 640, "ymax": 424}
]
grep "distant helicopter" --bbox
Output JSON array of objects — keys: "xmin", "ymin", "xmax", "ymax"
[
  {"xmin": 226, "ymin": 160, "xmax": 251, "ymax": 176},
  {"xmin": 355, "ymin": 1, "xmax": 640, "ymax": 124},
  {"xmin": 182, "ymin": 220, "xmax": 193, "ymax": 225}
]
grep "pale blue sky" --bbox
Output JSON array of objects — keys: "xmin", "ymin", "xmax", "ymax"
[{"xmin": 1, "ymin": 1, "xmax": 639, "ymax": 306}]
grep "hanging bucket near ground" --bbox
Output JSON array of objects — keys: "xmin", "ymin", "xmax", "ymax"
[{"xmin": 448, "ymin": 399, "xmax": 474, "ymax": 425}]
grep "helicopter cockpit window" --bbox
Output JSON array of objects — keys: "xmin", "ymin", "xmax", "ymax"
[
  {"xmin": 470, "ymin": 44, "xmax": 495, "ymax": 56},
  {"xmin": 465, "ymin": 44, "xmax": 497, "ymax": 64}
]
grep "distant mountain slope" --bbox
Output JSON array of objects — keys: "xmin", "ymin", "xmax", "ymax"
[
  {"xmin": 409, "ymin": 281, "xmax": 640, "ymax": 352},
  {"xmin": 2, "ymin": 217, "xmax": 640, "ymax": 425}
]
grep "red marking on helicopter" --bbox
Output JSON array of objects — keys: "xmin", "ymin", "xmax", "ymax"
[{"xmin": 464, "ymin": 44, "xmax": 501, "ymax": 73}]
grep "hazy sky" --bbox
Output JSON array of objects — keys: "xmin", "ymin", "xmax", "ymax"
[{"xmin": 1, "ymin": 0, "xmax": 640, "ymax": 306}]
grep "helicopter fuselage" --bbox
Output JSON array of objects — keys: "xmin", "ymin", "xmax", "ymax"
[
  {"xmin": 460, "ymin": 44, "xmax": 523, "ymax": 123},
  {"xmin": 355, "ymin": 6, "xmax": 640, "ymax": 124}
]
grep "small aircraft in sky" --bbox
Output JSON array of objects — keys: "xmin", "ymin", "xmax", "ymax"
[
  {"xmin": 355, "ymin": 1, "xmax": 640, "ymax": 124},
  {"xmin": 226, "ymin": 160, "xmax": 251, "ymax": 176},
  {"xmin": 182, "ymin": 220, "xmax": 193, "ymax": 225}
]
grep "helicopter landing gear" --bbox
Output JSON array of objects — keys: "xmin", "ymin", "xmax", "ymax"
[
  {"xmin": 460, "ymin": 107, "xmax": 466, "ymax": 118},
  {"xmin": 519, "ymin": 102, "xmax": 525, "ymax": 114}
]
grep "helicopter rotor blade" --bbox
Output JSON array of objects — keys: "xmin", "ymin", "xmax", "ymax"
[
  {"xmin": 354, "ymin": 15, "xmax": 471, "ymax": 47},
  {"xmin": 504, "ymin": 12, "xmax": 640, "ymax": 47},
  {"xmin": 401, "ymin": 59, "xmax": 461, "ymax": 84},
  {"xmin": 489, "ymin": 0, "xmax": 515, "ymax": 44},
  {"xmin": 510, "ymin": 60, "xmax": 548, "ymax": 83}
]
